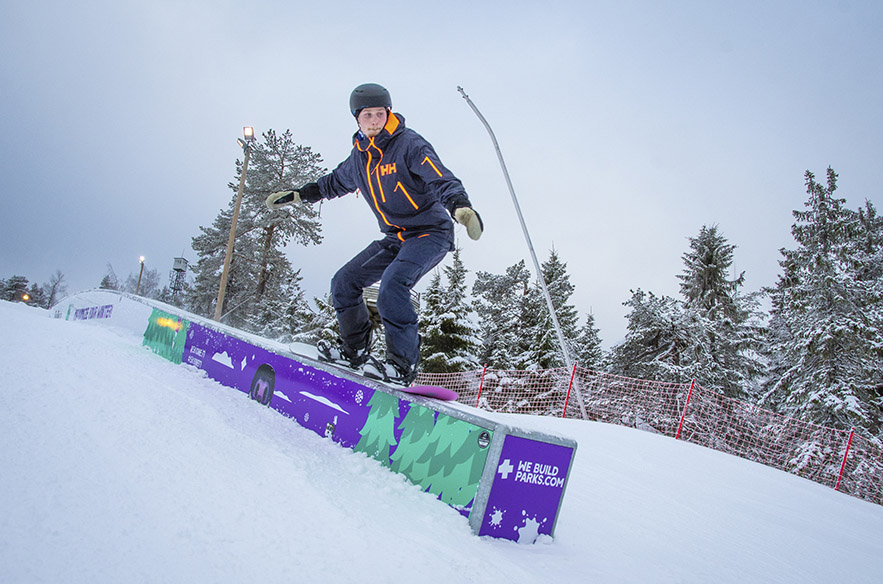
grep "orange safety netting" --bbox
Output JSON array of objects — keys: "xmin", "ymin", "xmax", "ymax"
[{"xmin": 414, "ymin": 365, "xmax": 883, "ymax": 507}]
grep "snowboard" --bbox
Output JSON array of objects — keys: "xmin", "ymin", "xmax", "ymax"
[
  {"xmin": 397, "ymin": 385, "xmax": 459, "ymax": 401},
  {"xmin": 287, "ymin": 343, "xmax": 458, "ymax": 401}
]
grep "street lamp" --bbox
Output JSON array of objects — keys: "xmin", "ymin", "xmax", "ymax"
[
  {"xmin": 214, "ymin": 127, "xmax": 256, "ymax": 321},
  {"xmin": 135, "ymin": 256, "xmax": 145, "ymax": 295}
]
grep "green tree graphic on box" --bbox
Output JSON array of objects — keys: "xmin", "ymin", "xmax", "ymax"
[
  {"xmin": 390, "ymin": 404, "xmax": 438, "ymax": 482},
  {"xmin": 354, "ymin": 390, "xmax": 400, "ymax": 466},
  {"xmin": 142, "ymin": 308, "xmax": 190, "ymax": 364},
  {"xmin": 390, "ymin": 403, "xmax": 492, "ymax": 509}
]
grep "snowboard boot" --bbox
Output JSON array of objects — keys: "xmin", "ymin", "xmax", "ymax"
[
  {"xmin": 362, "ymin": 354, "xmax": 418, "ymax": 387},
  {"xmin": 317, "ymin": 338, "xmax": 370, "ymax": 370}
]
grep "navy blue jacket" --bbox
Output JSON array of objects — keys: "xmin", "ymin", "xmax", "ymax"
[{"xmin": 317, "ymin": 113, "xmax": 469, "ymax": 244}]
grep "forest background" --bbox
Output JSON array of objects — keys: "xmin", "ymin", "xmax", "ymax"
[{"xmin": 4, "ymin": 131, "xmax": 881, "ymax": 441}]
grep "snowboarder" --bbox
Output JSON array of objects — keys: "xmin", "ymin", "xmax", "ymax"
[{"xmin": 267, "ymin": 83, "xmax": 483, "ymax": 385}]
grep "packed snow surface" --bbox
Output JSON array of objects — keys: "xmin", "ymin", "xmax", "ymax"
[{"xmin": 2, "ymin": 299, "xmax": 882, "ymax": 583}]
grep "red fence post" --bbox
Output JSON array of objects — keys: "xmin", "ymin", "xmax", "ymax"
[
  {"xmin": 562, "ymin": 362, "xmax": 578, "ymax": 418},
  {"xmin": 675, "ymin": 379, "xmax": 696, "ymax": 440},
  {"xmin": 834, "ymin": 427, "xmax": 855, "ymax": 491},
  {"xmin": 475, "ymin": 364, "xmax": 488, "ymax": 408}
]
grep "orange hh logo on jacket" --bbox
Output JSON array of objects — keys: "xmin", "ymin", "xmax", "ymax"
[{"xmin": 379, "ymin": 163, "xmax": 397, "ymax": 176}]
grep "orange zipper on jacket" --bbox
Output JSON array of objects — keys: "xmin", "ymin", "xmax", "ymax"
[
  {"xmin": 394, "ymin": 182, "xmax": 419, "ymax": 210},
  {"xmin": 363, "ymin": 137, "xmax": 405, "ymax": 241},
  {"xmin": 357, "ymin": 113, "xmax": 408, "ymax": 242}
]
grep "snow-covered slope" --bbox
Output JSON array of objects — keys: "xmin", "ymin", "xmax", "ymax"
[{"xmin": 2, "ymin": 299, "xmax": 882, "ymax": 583}]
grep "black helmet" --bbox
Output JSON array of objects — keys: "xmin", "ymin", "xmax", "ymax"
[{"xmin": 350, "ymin": 83, "xmax": 391, "ymax": 117}]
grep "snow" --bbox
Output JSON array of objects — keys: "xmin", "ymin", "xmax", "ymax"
[{"xmin": 2, "ymin": 299, "xmax": 883, "ymax": 583}]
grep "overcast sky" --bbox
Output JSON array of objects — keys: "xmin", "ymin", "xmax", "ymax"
[{"xmin": 2, "ymin": 0, "xmax": 881, "ymax": 348}]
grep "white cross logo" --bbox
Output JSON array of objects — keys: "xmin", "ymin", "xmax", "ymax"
[{"xmin": 497, "ymin": 458, "xmax": 514, "ymax": 480}]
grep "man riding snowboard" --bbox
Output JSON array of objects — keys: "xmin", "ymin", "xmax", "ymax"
[{"xmin": 267, "ymin": 83, "xmax": 483, "ymax": 385}]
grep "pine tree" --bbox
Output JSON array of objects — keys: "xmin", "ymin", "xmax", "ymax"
[
  {"xmin": 517, "ymin": 248, "xmax": 580, "ymax": 370},
  {"xmin": 763, "ymin": 168, "xmax": 883, "ymax": 436},
  {"xmin": 606, "ymin": 289, "xmax": 693, "ymax": 382},
  {"xmin": 419, "ymin": 270, "xmax": 446, "ymax": 365},
  {"xmin": 678, "ymin": 225, "xmax": 743, "ymax": 319},
  {"xmin": 678, "ymin": 225, "xmax": 765, "ymax": 398},
  {"xmin": 26, "ymin": 282, "xmax": 46, "ymax": 307},
  {"xmin": 292, "ymin": 292, "xmax": 340, "ymax": 346},
  {"xmin": 472, "ymin": 260, "xmax": 532, "ymax": 369},
  {"xmin": 574, "ymin": 312, "xmax": 604, "ymax": 370},
  {"xmin": 99, "ymin": 264, "xmax": 119, "ymax": 290},
  {"xmin": 419, "ymin": 247, "xmax": 479, "ymax": 372},
  {"xmin": 253, "ymin": 269, "xmax": 312, "ymax": 343},
  {"xmin": 239, "ymin": 129, "xmax": 325, "ymax": 301},
  {"xmin": 2, "ymin": 275, "xmax": 29, "ymax": 301},
  {"xmin": 608, "ymin": 226, "xmax": 764, "ymax": 399},
  {"xmin": 188, "ymin": 129, "xmax": 324, "ymax": 334}
]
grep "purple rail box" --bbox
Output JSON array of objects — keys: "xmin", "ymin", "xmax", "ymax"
[{"xmin": 142, "ymin": 306, "xmax": 577, "ymax": 544}]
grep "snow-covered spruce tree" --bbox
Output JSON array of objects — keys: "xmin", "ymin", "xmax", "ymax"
[
  {"xmin": 26, "ymin": 282, "xmax": 47, "ymax": 307},
  {"xmin": 291, "ymin": 292, "xmax": 339, "ymax": 346},
  {"xmin": 606, "ymin": 288, "xmax": 693, "ymax": 382},
  {"xmin": 677, "ymin": 225, "xmax": 766, "ymax": 399},
  {"xmin": 189, "ymin": 204, "xmax": 236, "ymax": 317},
  {"xmin": 419, "ymin": 247, "xmax": 479, "ymax": 373},
  {"xmin": 419, "ymin": 271, "xmax": 446, "ymax": 367},
  {"xmin": 856, "ymin": 200, "xmax": 883, "ymax": 280},
  {"xmin": 510, "ymin": 277, "xmax": 545, "ymax": 370},
  {"xmin": 472, "ymin": 260, "xmax": 532, "ymax": 369},
  {"xmin": 188, "ymin": 130, "xmax": 324, "ymax": 334},
  {"xmin": 473, "ymin": 250, "xmax": 586, "ymax": 414},
  {"xmin": 252, "ymin": 269, "xmax": 315, "ymax": 343},
  {"xmin": 2, "ymin": 275, "xmax": 29, "ymax": 301},
  {"xmin": 763, "ymin": 168, "xmax": 883, "ymax": 436},
  {"xmin": 574, "ymin": 312, "xmax": 604, "ymax": 370},
  {"xmin": 518, "ymin": 248, "xmax": 581, "ymax": 370},
  {"xmin": 607, "ymin": 226, "xmax": 763, "ymax": 399},
  {"xmin": 678, "ymin": 225, "xmax": 743, "ymax": 319},
  {"xmin": 537, "ymin": 248, "xmax": 579, "ymax": 368},
  {"xmin": 99, "ymin": 264, "xmax": 119, "ymax": 290}
]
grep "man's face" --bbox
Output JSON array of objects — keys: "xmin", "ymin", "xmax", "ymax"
[{"xmin": 357, "ymin": 107, "xmax": 388, "ymax": 138}]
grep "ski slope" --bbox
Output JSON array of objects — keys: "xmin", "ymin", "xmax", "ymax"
[{"xmin": 2, "ymin": 299, "xmax": 882, "ymax": 583}]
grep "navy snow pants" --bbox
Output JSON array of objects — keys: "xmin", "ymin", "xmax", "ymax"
[{"xmin": 330, "ymin": 232, "xmax": 452, "ymax": 366}]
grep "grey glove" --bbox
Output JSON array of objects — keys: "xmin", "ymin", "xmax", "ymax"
[
  {"xmin": 453, "ymin": 207, "xmax": 483, "ymax": 240},
  {"xmin": 265, "ymin": 190, "xmax": 301, "ymax": 210}
]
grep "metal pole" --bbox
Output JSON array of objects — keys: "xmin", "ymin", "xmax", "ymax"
[
  {"xmin": 214, "ymin": 142, "xmax": 252, "ymax": 321},
  {"xmin": 135, "ymin": 258, "xmax": 145, "ymax": 296},
  {"xmin": 458, "ymin": 86, "xmax": 588, "ymax": 420}
]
